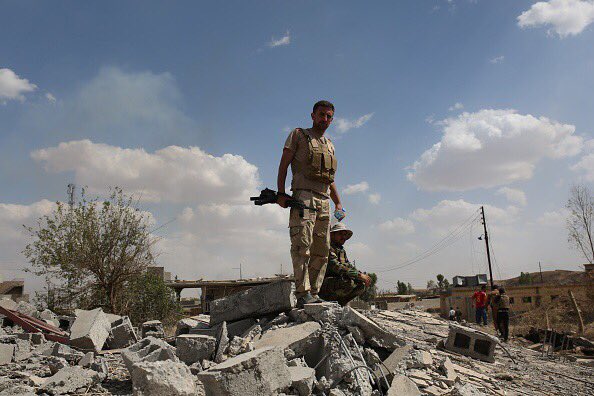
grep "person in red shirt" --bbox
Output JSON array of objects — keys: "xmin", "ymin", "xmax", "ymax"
[{"xmin": 472, "ymin": 285, "xmax": 488, "ymax": 325}]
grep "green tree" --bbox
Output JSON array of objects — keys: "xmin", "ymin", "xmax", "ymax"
[
  {"xmin": 396, "ymin": 281, "xmax": 408, "ymax": 295},
  {"xmin": 359, "ymin": 273, "xmax": 377, "ymax": 302},
  {"xmin": 519, "ymin": 272, "xmax": 532, "ymax": 285},
  {"xmin": 407, "ymin": 283, "xmax": 414, "ymax": 294},
  {"xmin": 124, "ymin": 272, "xmax": 182, "ymax": 326},
  {"xmin": 426, "ymin": 280, "xmax": 437, "ymax": 291},
  {"xmin": 442, "ymin": 279, "xmax": 450, "ymax": 290},
  {"xmin": 23, "ymin": 187, "xmax": 156, "ymax": 314},
  {"xmin": 436, "ymin": 274, "xmax": 445, "ymax": 289}
]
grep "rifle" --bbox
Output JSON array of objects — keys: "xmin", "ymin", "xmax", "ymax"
[{"xmin": 250, "ymin": 188, "xmax": 317, "ymax": 217}]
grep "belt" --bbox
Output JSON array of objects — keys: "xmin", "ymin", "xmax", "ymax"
[{"xmin": 293, "ymin": 189, "xmax": 330, "ymax": 198}]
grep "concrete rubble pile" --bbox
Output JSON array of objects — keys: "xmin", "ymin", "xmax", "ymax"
[{"xmin": 0, "ymin": 281, "xmax": 593, "ymax": 395}]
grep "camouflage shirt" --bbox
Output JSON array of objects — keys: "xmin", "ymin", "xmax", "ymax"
[{"xmin": 327, "ymin": 242, "xmax": 357, "ymax": 278}]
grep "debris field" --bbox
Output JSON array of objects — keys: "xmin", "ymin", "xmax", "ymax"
[{"xmin": 0, "ymin": 280, "xmax": 593, "ymax": 395}]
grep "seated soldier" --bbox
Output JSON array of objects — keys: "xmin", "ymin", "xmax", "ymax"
[{"xmin": 319, "ymin": 223, "xmax": 372, "ymax": 306}]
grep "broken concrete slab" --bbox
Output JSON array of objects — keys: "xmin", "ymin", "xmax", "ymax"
[
  {"xmin": 122, "ymin": 336, "xmax": 179, "ymax": 372},
  {"xmin": 439, "ymin": 357, "xmax": 458, "ymax": 385},
  {"xmin": 227, "ymin": 317, "xmax": 258, "ymax": 338},
  {"xmin": 387, "ymin": 375, "xmax": 421, "ymax": 396},
  {"xmin": 209, "ymin": 280, "xmax": 296, "ymax": 326},
  {"xmin": 304, "ymin": 302, "xmax": 343, "ymax": 324},
  {"xmin": 197, "ymin": 346, "xmax": 291, "ymax": 396},
  {"xmin": 406, "ymin": 349, "xmax": 433, "ymax": 369},
  {"xmin": 288, "ymin": 366, "xmax": 315, "ymax": 396},
  {"xmin": 69, "ymin": 308, "xmax": 112, "ymax": 352},
  {"xmin": 374, "ymin": 344, "xmax": 412, "ymax": 382},
  {"xmin": 253, "ymin": 322, "xmax": 321, "ymax": 357},
  {"xmin": 175, "ymin": 318, "xmax": 200, "ymax": 336},
  {"xmin": 444, "ymin": 324, "xmax": 497, "ymax": 363},
  {"xmin": 0, "ymin": 298, "xmax": 17, "ymax": 311},
  {"xmin": 14, "ymin": 301, "xmax": 37, "ymax": 317},
  {"xmin": 48, "ymin": 343, "xmax": 85, "ymax": 362},
  {"xmin": 141, "ymin": 320, "xmax": 165, "ymax": 339},
  {"xmin": 131, "ymin": 360, "xmax": 198, "ymax": 396},
  {"xmin": 41, "ymin": 366, "xmax": 102, "ymax": 395},
  {"xmin": 341, "ymin": 307, "xmax": 405, "ymax": 350},
  {"xmin": 0, "ymin": 344, "xmax": 15, "ymax": 364},
  {"xmin": 106, "ymin": 316, "xmax": 138, "ymax": 349},
  {"xmin": 175, "ymin": 334, "xmax": 216, "ymax": 365},
  {"xmin": 214, "ymin": 321, "xmax": 229, "ymax": 363}
]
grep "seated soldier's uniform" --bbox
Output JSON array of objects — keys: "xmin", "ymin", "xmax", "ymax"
[{"xmin": 319, "ymin": 224, "xmax": 368, "ymax": 306}]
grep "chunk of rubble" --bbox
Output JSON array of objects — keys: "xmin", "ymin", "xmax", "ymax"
[
  {"xmin": 0, "ymin": 298, "xmax": 17, "ymax": 311},
  {"xmin": 341, "ymin": 307, "xmax": 405, "ymax": 350},
  {"xmin": 122, "ymin": 336, "xmax": 178, "ymax": 371},
  {"xmin": 214, "ymin": 321, "xmax": 229, "ymax": 363},
  {"xmin": 387, "ymin": 374, "xmax": 421, "ymax": 396},
  {"xmin": 288, "ymin": 366, "xmax": 315, "ymax": 396},
  {"xmin": 48, "ymin": 343, "xmax": 85, "ymax": 362},
  {"xmin": 197, "ymin": 346, "xmax": 291, "ymax": 396},
  {"xmin": 209, "ymin": 280, "xmax": 295, "ymax": 326},
  {"xmin": 130, "ymin": 360, "xmax": 199, "ymax": 396},
  {"xmin": 17, "ymin": 333, "xmax": 45, "ymax": 345},
  {"xmin": 0, "ymin": 344, "xmax": 15, "ymax": 364},
  {"xmin": 304, "ymin": 302, "xmax": 342, "ymax": 324},
  {"xmin": 175, "ymin": 318, "xmax": 200, "ymax": 336},
  {"xmin": 69, "ymin": 308, "xmax": 112, "ymax": 352},
  {"xmin": 439, "ymin": 357, "xmax": 458, "ymax": 385},
  {"xmin": 15, "ymin": 301, "xmax": 37, "ymax": 317},
  {"xmin": 38, "ymin": 309, "xmax": 60, "ymax": 327},
  {"xmin": 450, "ymin": 382, "xmax": 485, "ymax": 396},
  {"xmin": 253, "ymin": 322, "xmax": 321, "ymax": 357},
  {"xmin": 406, "ymin": 349, "xmax": 433, "ymax": 369},
  {"xmin": 444, "ymin": 323, "xmax": 497, "ymax": 363},
  {"xmin": 46, "ymin": 356, "xmax": 68, "ymax": 374},
  {"xmin": 374, "ymin": 344, "xmax": 412, "ymax": 382},
  {"xmin": 175, "ymin": 334, "xmax": 216, "ymax": 364},
  {"xmin": 141, "ymin": 320, "xmax": 165, "ymax": 339},
  {"xmin": 41, "ymin": 366, "xmax": 102, "ymax": 395},
  {"xmin": 106, "ymin": 316, "xmax": 138, "ymax": 349}
]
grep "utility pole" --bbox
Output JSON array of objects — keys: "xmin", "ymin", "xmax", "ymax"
[
  {"xmin": 539, "ymin": 261, "xmax": 544, "ymax": 283},
  {"xmin": 480, "ymin": 206, "xmax": 494, "ymax": 289},
  {"xmin": 233, "ymin": 263, "xmax": 243, "ymax": 280},
  {"xmin": 67, "ymin": 184, "xmax": 75, "ymax": 208}
]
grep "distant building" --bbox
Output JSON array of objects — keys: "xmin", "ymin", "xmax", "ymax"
[
  {"xmin": 147, "ymin": 266, "xmax": 172, "ymax": 282},
  {"xmin": 0, "ymin": 278, "xmax": 27, "ymax": 302},
  {"xmin": 441, "ymin": 268, "xmax": 593, "ymax": 321},
  {"xmin": 452, "ymin": 274, "xmax": 488, "ymax": 288}
]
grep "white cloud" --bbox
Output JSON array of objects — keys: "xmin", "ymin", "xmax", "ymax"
[
  {"xmin": 268, "ymin": 31, "xmax": 291, "ymax": 48},
  {"xmin": 448, "ymin": 102, "xmax": 464, "ymax": 111},
  {"xmin": 411, "ymin": 199, "xmax": 517, "ymax": 235},
  {"xmin": 571, "ymin": 140, "xmax": 594, "ymax": 180},
  {"xmin": 518, "ymin": 0, "xmax": 594, "ymax": 37},
  {"xmin": 45, "ymin": 92, "xmax": 56, "ymax": 103},
  {"xmin": 0, "ymin": 68, "xmax": 37, "ymax": 102},
  {"xmin": 378, "ymin": 217, "xmax": 415, "ymax": 235},
  {"xmin": 489, "ymin": 55, "xmax": 505, "ymax": 64},
  {"xmin": 31, "ymin": 140, "xmax": 260, "ymax": 205},
  {"xmin": 407, "ymin": 109, "xmax": 583, "ymax": 191},
  {"xmin": 496, "ymin": 187, "xmax": 527, "ymax": 206},
  {"xmin": 537, "ymin": 209, "xmax": 569, "ymax": 226},
  {"xmin": 334, "ymin": 113, "xmax": 374, "ymax": 134},
  {"xmin": 368, "ymin": 193, "xmax": 381, "ymax": 204},
  {"xmin": 343, "ymin": 181, "xmax": 369, "ymax": 195}
]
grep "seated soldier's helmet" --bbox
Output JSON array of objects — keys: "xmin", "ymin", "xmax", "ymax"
[{"xmin": 330, "ymin": 223, "xmax": 353, "ymax": 239}]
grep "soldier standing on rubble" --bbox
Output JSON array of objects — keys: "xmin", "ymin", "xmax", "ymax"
[
  {"xmin": 277, "ymin": 100, "xmax": 345, "ymax": 308},
  {"xmin": 494, "ymin": 287, "xmax": 510, "ymax": 342},
  {"xmin": 318, "ymin": 223, "xmax": 371, "ymax": 306}
]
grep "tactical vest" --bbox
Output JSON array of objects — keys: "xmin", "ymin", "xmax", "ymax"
[
  {"xmin": 498, "ymin": 295, "xmax": 510, "ymax": 310},
  {"xmin": 337, "ymin": 247, "xmax": 348, "ymax": 264},
  {"xmin": 299, "ymin": 128, "xmax": 337, "ymax": 184}
]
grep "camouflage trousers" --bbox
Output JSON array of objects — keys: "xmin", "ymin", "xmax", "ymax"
[{"xmin": 319, "ymin": 276, "xmax": 367, "ymax": 306}]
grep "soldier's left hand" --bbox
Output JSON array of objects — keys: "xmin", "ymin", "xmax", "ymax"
[{"xmin": 359, "ymin": 273, "xmax": 372, "ymax": 287}]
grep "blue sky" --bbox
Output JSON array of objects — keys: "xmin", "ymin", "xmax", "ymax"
[{"xmin": 1, "ymin": 0, "xmax": 594, "ymax": 294}]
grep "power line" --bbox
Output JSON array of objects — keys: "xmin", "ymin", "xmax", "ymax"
[{"xmin": 377, "ymin": 209, "xmax": 480, "ymax": 273}]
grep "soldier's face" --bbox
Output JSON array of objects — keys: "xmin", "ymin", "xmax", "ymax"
[
  {"xmin": 311, "ymin": 107, "xmax": 334, "ymax": 131},
  {"xmin": 331, "ymin": 231, "xmax": 349, "ymax": 246}
]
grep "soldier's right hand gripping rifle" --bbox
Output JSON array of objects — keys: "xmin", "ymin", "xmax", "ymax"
[{"xmin": 250, "ymin": 188, "xmax": 317, "ymax": 218}]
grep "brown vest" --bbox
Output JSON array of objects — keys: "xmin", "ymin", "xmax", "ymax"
[{"xmin": 299, "ymin": 128, "xmax": 337, "ymax": 184}]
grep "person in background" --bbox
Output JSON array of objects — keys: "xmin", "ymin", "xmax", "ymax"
[
  {"xmin": 455, "ymin": 306, "xmax": 462, "ymax": 322},
  {"xmin": 472, "ymin": 285, "xmax": 488, "ymax": 326},
  {"xmin": 449, "ymin": 306, "xmax": 456, "ymax": 321},
  {"xmin": 495, "ymin": 287, "xmax": 510, "ymax": 342}
]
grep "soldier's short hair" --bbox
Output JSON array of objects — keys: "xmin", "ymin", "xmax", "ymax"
[{"xmin": 313, "ymin": 100, "xmax": 335, "ymax": 113}]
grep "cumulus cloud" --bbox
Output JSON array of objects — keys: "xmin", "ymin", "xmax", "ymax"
[
  {"xmin": 368, "ymin": 193, "xmax": 381, "ymax": 204},
  {"xmin": 378, "ymin": 217, "xmax": 415, "ymax": 235},
  {"xmin": 0, "ymin": 68, "xmax": 37, "ymax": 102},
  {"xmin": 537, "ymin": 209, "xmax": 569, "ymax": 226},
  {"xmin": 31, "ymin": 140, "xmax": 260, "ymax": 204},
  {"xmin": 496, "ymin": 187, "xmax": 527, "ymax": 206},
  {"xmin": 518, "ymin": 0, "xmax": 594, "ymax": 37},
  {"xmin": 448, "ymin": 102, "xmax": 464, "ymax": 111},
  {"xmin": 407, "ymin": 109, "xmax": 583, "ymax": 191},
  {"xmin": 571, "ymin": 141, "xmax": 594, "ymax": 180},
  {"xmin": 489, "ymin": 55, "xmax": 505, "ymax": 64},
  {"xmin": 45, "ymin": 92, "xmax": 56, "ymax": 103},
  {"xmin": 334, "ymin": 113, "xmax": 374, "ymax": 134},
  {"xmin": 411, "ymin": 199, "xmax": 517, "ymax": 235},
  {"xmin": 268, "ymin": 31, "xmax": 291, "ymax": 48},
  {"xmin": 343, "ymin": 181, "xmax": 369, "ymax": 195}
]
